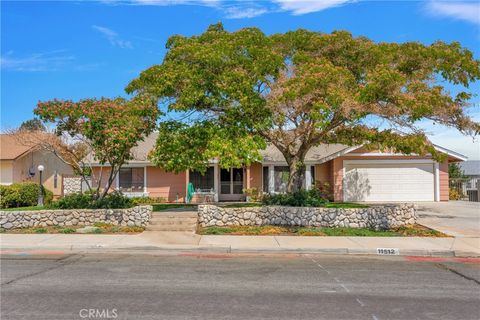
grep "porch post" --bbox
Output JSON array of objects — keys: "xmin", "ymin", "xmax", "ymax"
[
  {"xmin": 434, "ymin": 162, "xmax": 440, "ymax": 202},
  {"xmin": 305, "ymin": 165, "xmax": 312, "ymax": 190},
  {"xmin": 268, "ymin": 165, "xmax": 275, "ymax": 193},
  {"xmin": 245, "ymin": 166, "xmax": 251, "ymax": 189},
  {"xmin": 213, "ymin": 163, "xmax": 219, "ymax": 202}
]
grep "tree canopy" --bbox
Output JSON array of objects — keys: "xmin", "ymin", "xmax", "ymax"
[
  {"xmin": 35, "ymin": 97, "xmax": 158, "ymax": 199},
  {"xmin": 19, "ymin": 118, "xmax": 46, "ymax": 132},
  {"xmin": 127, "ymin": 23, "xmax": 480, "ymax": 191},
  {"xmin": 449, "ymin": 163, "xmax": 466, "ymax": 179}
]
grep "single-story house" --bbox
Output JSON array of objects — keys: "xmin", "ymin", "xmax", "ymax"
[
  {"xmin": 459, "ymin": 160, "xmax": 480, "ymax": 180},
  {"xmin": 0, "ymin": 134, "xmax": 74, "ymax": 196},
  {"xmin": 458, "ymin": 160, "xmax": 480, "ymax": 201},
  {"xmin": 89, "ymin": 133, "xmax": 466, "ymax": 203}
]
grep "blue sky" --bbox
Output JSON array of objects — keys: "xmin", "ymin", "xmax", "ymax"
[{"xmin": 1, "ymin": 0, "xmax": 479, "ymax": 159}]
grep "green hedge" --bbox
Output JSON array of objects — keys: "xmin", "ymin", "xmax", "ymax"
[
  {"xmin": 261, "ymin": 188, "xmax": 329, "ymax": 207},
  {"xmin": 48, "ymin": 191, "xmax": 133, "ymax": 209},
  {"xmin": 0, "ymin": 182, "xmax": 53, "ymax": 208}
]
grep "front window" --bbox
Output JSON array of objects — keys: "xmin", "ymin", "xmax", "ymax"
[
  {"xmin": 119, "ymin": 167, "xmax": 145, "ymax": 192},
  {"xmin": 274, "ymin": 166, "xmax": 289, "ymax": 193},
  {"xmin": 190, "ymin": 167, "xmax": 214, "ymax": 192},
  {"xmin": 262, "ymin": 166, "xmax": 269, "ymax": 193}
]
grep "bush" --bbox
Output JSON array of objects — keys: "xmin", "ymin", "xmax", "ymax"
[
  {"xmin": 49, "ymin": 191, "xmax": 133, "ymax": 209},
  {"xmin": 262, "ymin": 187, "xmax": 329, "ymax": 207},
  {"xmin": 243, "ymin": 188, "xmax": 261, "ymax": 202},
  {"xmin": 0, "ymin": 182, "xmax": 53, "ymax": 208},
  {"xmin": 449, "ymin": 188, "xmax": 462, "ymax": 200},
  {"xmin": 131, "ymin": 196, "xmax": 166, "ymax": 206}
]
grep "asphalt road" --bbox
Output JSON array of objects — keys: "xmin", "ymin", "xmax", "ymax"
[{"xmin": 1, "ymin": 252, "xmax": 479, "ymax": 320}]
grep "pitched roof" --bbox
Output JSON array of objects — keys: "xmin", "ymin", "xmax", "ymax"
[
  {"xmin": 87, "ymin": 132, "xmax": 467, "ymax": 165},
  {"xmin": 88, "ymin": 132, "xmax": 353, "ymax": 164},
  {"xmin": 259, "ymin": 143, "xmax": 349, "ymax": 163},
  {"xmin": 459, "ymin": 160, "xmax": 480, "ymax": 176},
  {"xmin": 0, "ymin": 134, "xmax": 35, "ymax": 160}
]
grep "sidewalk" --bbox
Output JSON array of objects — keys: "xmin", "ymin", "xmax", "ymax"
[{"xmin": 1, "ymin": 231, "xmax": 479, "ymax": 257}]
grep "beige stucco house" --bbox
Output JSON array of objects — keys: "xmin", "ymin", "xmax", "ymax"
[{"xmin": 0, "ymin": 134, "xmax": 74, "ymax": 196}]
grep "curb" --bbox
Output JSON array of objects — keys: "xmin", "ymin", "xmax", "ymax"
[{"xmin": 1, "ymin": 245, "xmax": 474, "ymax": 258}]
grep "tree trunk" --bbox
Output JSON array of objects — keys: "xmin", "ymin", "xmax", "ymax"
[{"xmin": 287, "ymin": 158, "xmax": 306, "ymax": 193}]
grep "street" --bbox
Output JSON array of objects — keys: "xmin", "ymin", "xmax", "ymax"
[{"xmin": 1, "ymin": 253, "xmax": 479, "ymax": 320}]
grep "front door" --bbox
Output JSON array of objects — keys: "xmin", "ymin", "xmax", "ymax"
[{"xmin": 219, "ymin": 168, "xmax": 245, "ymax": 201}]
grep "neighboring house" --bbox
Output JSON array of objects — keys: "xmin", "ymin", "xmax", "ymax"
[
  {"xmin": 90, "ymin": 133, "xmax": 466, "ymax": 203},
  {"xmin": 459, "ymin": 160, "xmax": 480, "ymax": 179},
  {"xmin": 458, "ymin": 160, "xmax": 480, "ymax": 201},
  {"xmin": 0, "ymin": 134, "xmax": 74, "ymax": 196}
]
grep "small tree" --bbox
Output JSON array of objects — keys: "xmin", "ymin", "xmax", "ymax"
[
  {"xmin": 449, "ymin": 163, "xmax": 466, "ymax": 179},
  {"xmin": 127, "ymin": 24, "xmax": 480, "ymax": 192},
  {"xmin": 35, "ymin": 97, "xmax": 158, "ymax": 199}
]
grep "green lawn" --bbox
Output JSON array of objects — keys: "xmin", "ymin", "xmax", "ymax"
[
  {"xmin": 220, "ymin": 202, "xmax": 368, "ymax": 209},
  {"xmin": 323, "ymin": 202, "xmax": 369, "ymax": 209},
  {"xmin": 1, "ymin": 206, "xmax": 46, "ymax": 211},
  {"xmin": 152, "ymin": 203, "xmax": 197, "ymax": 211},
  {"xmin": 198, "ymin": 224, "xmax": 448, "ymax": 237}
]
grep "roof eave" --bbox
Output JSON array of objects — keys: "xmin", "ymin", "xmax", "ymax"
[{"xmin": 433, "ymin": 144, "xmax": 468, "ymax": 162}]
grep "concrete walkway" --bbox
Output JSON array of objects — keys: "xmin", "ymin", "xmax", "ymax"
[
  {"xmin": 1, "ymin": 231, "xmax": 479, "ymax": 257},
  {"xmin": 417, "ymin": 201, "xmax": 480, "ymax": 237}
]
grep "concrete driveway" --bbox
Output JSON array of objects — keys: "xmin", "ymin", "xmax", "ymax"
[{"xmin": 417, "ymin": 201, "xmax": 480, "ymax": 237}]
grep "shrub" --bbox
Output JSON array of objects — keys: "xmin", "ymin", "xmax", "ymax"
[
  {"xmin": 243, "ymin": 188, "xmax": 261, "ymax": 202},
  {"xmin": 262, "ymin": 187, "xmax": 328, "ymax": 207},
  {"xmin": 449, "ymin": 188, "xmax": 462, "ymax": 200},
  {"xmin": 131, "ymin": 196, "xmax": 166, "ymax": 206},
  {"xmin": 49, "ymin": 191, "xmax": 133, "ymax": 209},
  {"xmin": 0, "ymin": 182, "xmax": 53, "ymax": 208},
  {"xmin": 96, "ymin": 192, "xmax": 133, "ymax": 209}
]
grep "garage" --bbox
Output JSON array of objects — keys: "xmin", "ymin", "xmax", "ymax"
[{"xmin": 343, "ymin": 160, "xmax": 436, "ymax": 202}]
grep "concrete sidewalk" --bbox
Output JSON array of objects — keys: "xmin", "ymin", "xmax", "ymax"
[{"xmin": 1, "ymin": 231, "xmax": 479, "ymax": 257}]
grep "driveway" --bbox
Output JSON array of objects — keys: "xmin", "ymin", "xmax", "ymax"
[{"xmin": 417, "ymin": 201, "xmax": 480, "ymax": 237}]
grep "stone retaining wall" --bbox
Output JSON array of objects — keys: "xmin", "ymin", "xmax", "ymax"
[
  {"xmin": 0, "ymin": 205, "xmax": 152, "ymax": 230},
  {"xmin": 198, "ymin": 204, "xmax": 416, "ymax": 230}
]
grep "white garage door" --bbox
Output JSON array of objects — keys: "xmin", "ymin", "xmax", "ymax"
[{"xmin": 343, "ymin": 161, "xmax": 435, "ymax": 202}]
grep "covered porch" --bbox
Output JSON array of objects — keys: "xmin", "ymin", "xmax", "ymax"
[{"xmin": 186, "ymin": 162, "xmax": 316, "ymax": 203}]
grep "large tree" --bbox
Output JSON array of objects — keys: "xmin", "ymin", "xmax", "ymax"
[
  {"xmin": 127, "ymin": 24, "xmax": 480, "ymax": 192},
  {"xmin": 35, "ymin": 97, "xmax": 158, "ymax": 199}
]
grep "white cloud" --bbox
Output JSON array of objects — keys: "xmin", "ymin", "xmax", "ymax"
[
  {"xmin": 0, "ymin": 50, "xmax": 75, "ymax": 72},
  {"xmin": 92, "ymin": 25, "xmax": 133, "ymax": 49},
  {"xmin": 223, "ymin": 6, "xmax": 267, "ymax": 19},
  {"xmin": 419, "ymin": 109, "xmax": 480, "ymax": 160},
  {"xmin": 103, "ymin": 0, "xmax": 353, "ymax": 18},
  {"xmin": 424, "ymin": 1, "xmax": 480, "ymax": 25},
  {"xmin": 273, "ymin": 0, "xmax": 352, "ymax": 15}
]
